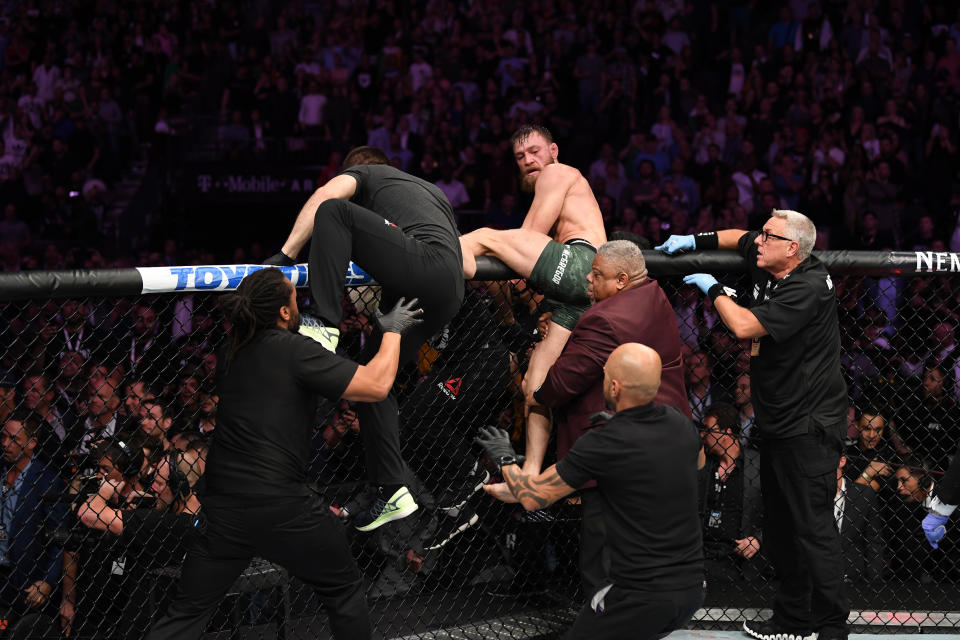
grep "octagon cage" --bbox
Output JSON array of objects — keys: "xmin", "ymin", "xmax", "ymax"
[{"xmin": 0, "ymin": 249, "xmax": 957, "ymax": 639}]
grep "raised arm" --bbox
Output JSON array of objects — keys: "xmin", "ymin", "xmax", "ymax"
[
  {"xmin": 341, "ymin": 333, "xmax": 402, "ymax": 402},
  {"xmin": 656, "ymin": 228, "xmax": 748, "ymax": 254},
  {"xmin": 521, "ymin": 164, "xmax": 576, "ymax": 235},
  {"xmin": 77, "ymin": 481, "xmax": 126, "ymax": 535},
  {"xmin": 717, "ymin": 229, "xmax": 749, "ymax": 249},
  {"xmin": 277, "ymin": 174, "xmax": 358, "ymax": 261},
  {"xmin": 342, "ymin": 298, "xmax": 423, "ymax": 402}
]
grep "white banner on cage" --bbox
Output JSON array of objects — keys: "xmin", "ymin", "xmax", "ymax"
[{"xmin": 136, "ymin": 263, "xmax": 375, "ymax": 294}]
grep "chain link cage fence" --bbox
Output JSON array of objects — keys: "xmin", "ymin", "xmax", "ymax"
[{"xmin": 0, "ymin": 252, "xmax": 958, "ymax": 639}]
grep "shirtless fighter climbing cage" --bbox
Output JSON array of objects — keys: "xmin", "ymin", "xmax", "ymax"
[{"xmin": 459, "ymin": 125, "xmax": 606, "ymax": 497}]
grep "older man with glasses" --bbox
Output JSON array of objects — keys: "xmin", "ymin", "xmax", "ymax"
[{"xmin": 657, "ymin": 209, "xmax": 850, "ymax": 640}]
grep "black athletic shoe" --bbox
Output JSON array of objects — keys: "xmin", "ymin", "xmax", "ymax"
[
  {"xmin": 438, "ymin": 460, "xmax": 490, "ymax": 512},
  {"xmin": 424, "ymin": 507, "xmax": 479, "ymax": 551},
  {"xmin": 742, "ymin": 619, "xmax": 816, "ymax": 640}
]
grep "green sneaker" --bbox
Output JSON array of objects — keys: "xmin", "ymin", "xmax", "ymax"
[
  {"xmin": 354, "ymin": 486, "xmax": 419, "ymax": 532},
  {"xmin": 298, "ymin": 313, "xmax": 339, "ymax": 353}
]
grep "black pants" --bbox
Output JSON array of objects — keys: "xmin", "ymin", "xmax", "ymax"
[
  {"xmin": 579, "ymin": 489, "xmax": 610, "ymax": 597},
  {"xmin": 144, "ymin": 494, "xmax": 370, "ymax": 640},
  {"xmin": 309, "ymin": 199, "xmax": 464, "ymax": 486},
  {"xmin": 567, "ymin": 584, "xmax": 703, "ymax": 640},
  {"xmin": 761, "ymin": 426, "xmax": 849, "ymax": 634}
]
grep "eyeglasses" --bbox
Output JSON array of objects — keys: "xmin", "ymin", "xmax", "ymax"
[
  {"xmin": 760, "ymin": 229, "xmax": 796, "ymax": 243},
  {"xmin": 697, "ymin": 424, "xmax": 731, "ymax": 435}
]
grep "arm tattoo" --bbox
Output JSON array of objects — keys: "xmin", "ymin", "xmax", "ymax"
[{"xmin": 502, "ymin": 465, "xmax": 569, "ymax": 509}]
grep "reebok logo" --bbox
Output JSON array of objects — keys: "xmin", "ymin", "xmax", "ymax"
[{"xmin": 438, "ymin": 377, "xmax": 462, "ymax": 400}]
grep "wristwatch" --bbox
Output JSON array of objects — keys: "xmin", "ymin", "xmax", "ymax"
[{"xmin": 497, "ymin": 454, "xmax": 524, "ymax": 470}]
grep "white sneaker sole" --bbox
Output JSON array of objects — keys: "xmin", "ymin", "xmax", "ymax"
[
  {"xmin": 425, "ymin": 513, "xmax": 479, "ymax": 551},
  {"xmin": 439, "ymin": 469, "xmax": 491, "ymax": 513},
  {"xmin": 355, "ymin": 488, "xmax": 419, "ymax": 532},
  {"xmin": 742, "ymin": 622, "xmax": 817, "ymax": 640}
]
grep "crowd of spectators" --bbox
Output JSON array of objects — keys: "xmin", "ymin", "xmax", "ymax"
[
  {"xmin": 681, "ymin": 304, "xmax": 960, "ymax": 590},
  {"xmin": 1, "ymin": 0, "xmax": 960, "ymax": 634},
  {"xmin": 0, "ymin": 0, "xmax": 958, "ymax": 268}
]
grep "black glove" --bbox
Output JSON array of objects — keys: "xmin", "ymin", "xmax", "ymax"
[
  {"xmin": 376, "ymin": 297, "xmax": 424, "ymax": 335},
  {"xmin": 474, "ymin": 426, "xmax": 518, "ymax": 462},
  {"xmin": 264, "ymin": 251, "xmax": 296, "ymax": 266}
]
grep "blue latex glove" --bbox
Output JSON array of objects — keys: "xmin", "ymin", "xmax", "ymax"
[
  {"xmin": 922, "ymin": 513, "xmax": 949, "ymax": 549},
  {"xmin": 654, "ymin": 234, "xmax": 696, "ymax": 254},
  {"xmin": 683, "ymin": 273, "xmax": 719, "ymax": 295}
]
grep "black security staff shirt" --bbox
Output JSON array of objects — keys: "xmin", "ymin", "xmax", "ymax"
[
  {"xmin": 556, "ymin": 403, "xmax": 703, "ymax": 592},
  {"xmin": 342, "ymin": 164, "xmax": 462, "ymax": 255},
  {"xmin": 204, "ymin": 326, "xmax": 358, "ymax": 497},
  {"xmin": 939, "ymin": 442, "xmax": 960, "ymax": 505},
  {"xmin": 738, "ymin": 231, "xmax": 848, "ymax": 440}
]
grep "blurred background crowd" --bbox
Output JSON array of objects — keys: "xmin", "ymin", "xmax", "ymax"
[{"xmin": 0, "ymin": 0, "xmax": 958, "ymax": 268}]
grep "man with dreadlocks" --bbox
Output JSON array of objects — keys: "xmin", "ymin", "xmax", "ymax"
[
  {"xmin": 265, "ymin": 145, "xmax": 464, "ymax": 531},
  {"xmin": 145, "ymin": 267, "xmax": 423, "ymax": 640}
]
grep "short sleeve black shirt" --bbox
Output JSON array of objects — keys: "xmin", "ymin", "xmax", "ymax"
[
  {"xmin": 341, "ymin": 164, "xmax": 461, "ymax": 255},
  {"xmin": 938, "ymin": 442, "xmax": 960, "ymax": 504},
  {"xmin": 204, "ymin": 327, "xmax": 358, "ymax": 497},
  {"xmin": 556, "ymin": 404, "xmax": 703, "ymax": 591},
  {"xmin": 738, "ymin": 231, "xmax": 848, "ymax": 439},
  {"xmin": 843, "ymin": 440, "xmax": 897, "ymax": 481},
  {"xmin": 699, "ymin": 454, "xmax": 746, "ymax": 557}
]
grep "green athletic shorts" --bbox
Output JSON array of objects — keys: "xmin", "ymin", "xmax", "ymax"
[{"xmin": 528, "ymin": 239, "xmax": 597, "ymax": 330}]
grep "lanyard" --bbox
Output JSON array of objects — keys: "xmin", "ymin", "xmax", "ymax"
[
  {"xmin": 760, "ymin": 278, "xmax": 775, "ymax": 302},
  {"xmin": 0, "ymin": 484, "xmax": 11, "ymax": 525},
  {"xmin": 1, "ymin": 463, "xmax": 29, "ymax": 525},
  {"xmin": 760, "ymin": 269, "xmax": 793, "ymax": 302},
  {"xmin": 63, "ymin": 328, "xmax": 85, "ymax": 352},
  {"xmin": 131, "ymin": 337, "xmax": 153, "ymax": 368}
]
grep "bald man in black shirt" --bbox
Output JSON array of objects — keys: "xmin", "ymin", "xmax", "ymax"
[
  {"xmin": 476, "ymin": 343, "xmax": 704, "ymax": 640},
  {"xmin": 145, "ymin": 268, "xmax": 423, "ymax": 640},
  {"xmin": 266, "ymin": 146, "xmax": 464, "ymax": 531}
]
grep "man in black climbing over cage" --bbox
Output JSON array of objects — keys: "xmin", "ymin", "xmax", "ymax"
[{"xmin": 265, "ymin": 146, "xmax": 464, "ymax": 531}]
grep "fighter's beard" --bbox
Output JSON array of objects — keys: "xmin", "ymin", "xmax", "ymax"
[{"xmin": 519, "ymin": 157, "xmax": 555, "ymax": 193}]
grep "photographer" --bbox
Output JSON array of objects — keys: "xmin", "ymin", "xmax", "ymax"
[
  {"xmin": 64, "ymin": 446, "xmax": 202, "ymax": 639},
  {"xmin": 58, "ymin": 437, "xmax": 149, "ymax": 638}
]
